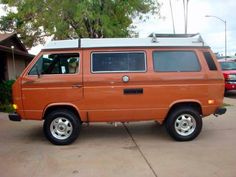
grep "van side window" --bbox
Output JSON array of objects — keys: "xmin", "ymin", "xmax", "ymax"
[
  {"xmin": 153, "ymin": 51, "xmax": 201, "ymax": 72},
  {"xmin": 91, "ymin": 52, "xmax": 146, "ymax": 73},
  {"xmin": 29, "ymin": 53, "xmax": 80, "ymax": 75},
  {"xmin": 203, "ymin": 52, "xmax": 217, "ymax": 71}
]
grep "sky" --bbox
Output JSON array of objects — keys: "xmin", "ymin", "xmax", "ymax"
[
  {"xmin": 0, "ymin": 0, "xmax": 235, "ymax": 56},
  {"xmin": 135, "ymin": 0, "xmax": 236, "ymax": 56}
]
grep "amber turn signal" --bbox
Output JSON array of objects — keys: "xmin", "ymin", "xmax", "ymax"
[
  {"xmin": 208, "ymin": 100, "xmax": 215, "ymax": 105},
  {"xmin": 12, "ymin": 104, "xmax": 18, "ymax": 110}
]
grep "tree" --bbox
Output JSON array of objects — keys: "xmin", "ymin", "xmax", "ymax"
[{"xmin": 0, "ymin": 0, "xmax": 160, "ymax": 48}]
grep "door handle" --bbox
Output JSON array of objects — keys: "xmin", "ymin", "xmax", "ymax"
[{"xmin": 72, "ymin": 84, "xmax": 82, "ymax": 88}]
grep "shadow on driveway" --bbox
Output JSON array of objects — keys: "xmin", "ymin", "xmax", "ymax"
[{"xmin": 14, "ymin": 121, "xmax": 171, "ymax": 145}]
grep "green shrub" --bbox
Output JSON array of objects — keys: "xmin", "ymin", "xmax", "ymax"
[
  {"xmin": 0, "ymin": 103, "xmax": 14, "ymax": 113},
  {"xmin": 0, "ymin": 80, "xmax": 15, "ymax": 112}
]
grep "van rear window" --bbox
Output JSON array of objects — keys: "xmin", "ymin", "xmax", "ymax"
[
  {"xmin": 153, "ymin": 51, "xmax": 201, "ymax": 72},
  {"xmin": 203, "ymin": 52, "xmax": 217, "ymax": 71},
  {"xmin": 91, "ymin": 52, "xmax": 146, "ymax": 73}
]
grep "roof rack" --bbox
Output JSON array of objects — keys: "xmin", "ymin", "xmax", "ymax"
[
  {"xmin": 43, "ymin": 33, "xmax": 207, "ymax": 50},
  {"xmin": 149, "ymin": 33, "xmax": 204, "ymax": 45},
  {"xmin": 148, "ymin": 33, "xmax": 200, "ymax": 38}
]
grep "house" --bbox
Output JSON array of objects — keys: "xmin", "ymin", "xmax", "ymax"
[{"xmin": 0, "ymin": 32, "xmax": 34, "ymax": 82}]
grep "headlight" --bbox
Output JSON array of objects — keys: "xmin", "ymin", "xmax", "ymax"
[{"xmin": 227, "ymin": 74, "xmax": 236, "ymax": 80}]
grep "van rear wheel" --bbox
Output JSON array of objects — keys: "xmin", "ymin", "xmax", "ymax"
[
  {"xmin": 165, "ymin": 107, "xmax": 202, "ymax": 141},
  {"xmin": 43, "ymin": 109, "xmax": 80, "ymax": 145}
]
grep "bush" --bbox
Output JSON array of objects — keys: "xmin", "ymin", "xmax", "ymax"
[
  {"xmin": 0, "ymin": 104, "xmax": 14, "ymax": 113},
  {"xmin": 0, "ymin": 80, "xmax": 15, "ymax": 112}
]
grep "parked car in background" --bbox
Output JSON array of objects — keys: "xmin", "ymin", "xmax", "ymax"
[
  {"xmin": 216, "ymin": 55, "xmax": 236, "ymax": 61},
  {"xmin": 219, "ymin": 59, "xmax": 236, "ymax": 92}
]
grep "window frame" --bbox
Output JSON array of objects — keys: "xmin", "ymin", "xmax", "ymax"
[
  {"xmin": 90, "ymin": 51, "xmax": 147, "ymax": 74},
  {"xmin": 152, "ymin": 50, "xmax": 202, "ymax": 73},
  {"xmin": 28, "ymin": 52, "xmax": 81, "ymax": 76}
]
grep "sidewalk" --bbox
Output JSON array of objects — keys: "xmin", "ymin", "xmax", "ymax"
[{"xmin": 0, "ymin": 112, "xmax": 8, "ymax": 119}]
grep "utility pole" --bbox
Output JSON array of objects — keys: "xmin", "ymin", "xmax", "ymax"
[
  {"xmin": 169, "ymin": 0, "xmax": 176, "ymax": 34},
  {"xmin": 183, "ymin": 0, "xmax": 190, "ymax": 34},
  {"xmin": 183, "ymin": 0, "xmax": 186, "ymax": 34},
  {"xmin": 185, "ymin": 0, "xmax": 189, "ymax": 34}
]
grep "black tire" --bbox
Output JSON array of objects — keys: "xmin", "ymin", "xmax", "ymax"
[
  {"xmin": 165, "ymin": 106, "xmax": 202, "ymax": 141},
  {"xmin": 43, "ymin": 109, "xmax": 80, "ymax": 145}
]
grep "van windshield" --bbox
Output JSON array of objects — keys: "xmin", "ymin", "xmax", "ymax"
[
  {"xmin": 29, "ymin": 53, "xmax": 80, "ymax": 75},
  {"xmin": 220, "ymin": 62, "xmax": 236, "ymax": 70}
]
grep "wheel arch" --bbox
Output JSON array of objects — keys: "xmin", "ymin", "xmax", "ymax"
[
  {"xmin": 164, "ymin": 100, "xmax": 203, "ymax": 123},
  {"xmin": 42, "ymin": 103, "xmax": 81, "ymax": 122}
]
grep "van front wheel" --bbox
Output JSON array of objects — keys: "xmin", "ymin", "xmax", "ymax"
[
  {"xmin": 43, "ymin": 109, "xmax": 80, "ymax": 145},
  {"xmin": 165, "ymin": 107, "xmax": 202, "ymax": 141}
]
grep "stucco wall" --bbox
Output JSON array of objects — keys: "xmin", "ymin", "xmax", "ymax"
[{"xmin": 6, "ymin": 54, "xmax": 27, "ymax": 80}]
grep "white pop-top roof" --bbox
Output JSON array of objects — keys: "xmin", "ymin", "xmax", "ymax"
[{"xmin": 43, "ymin": 33, "xmax": 208, "ymax": 50}]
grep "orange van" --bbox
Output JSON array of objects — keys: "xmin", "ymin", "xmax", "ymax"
[{"xmin": 9, "ymin": 34, "xmax": 226, "ymax": 145}]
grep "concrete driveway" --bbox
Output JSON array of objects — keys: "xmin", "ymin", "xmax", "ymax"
[{"xmin": 0, "ymin": 93, "xmax": 236, "ymax": 177}]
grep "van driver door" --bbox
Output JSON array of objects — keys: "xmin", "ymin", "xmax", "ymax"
[{"xmin": 21, "ymin": 51, "xmax": 83, "ymax": 119}]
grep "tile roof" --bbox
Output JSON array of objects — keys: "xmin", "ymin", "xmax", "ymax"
[
  {"xmin": 0, "ymin": 32, "xmax": 16, "ymax": 42},
  {"xmin": 0, "ymin": 32, "xmax": 34, "ymax": 58}
]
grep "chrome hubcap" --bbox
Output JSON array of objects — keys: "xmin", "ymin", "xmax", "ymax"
[
  {"xmin": 174, "ymin": 114, "xmax": 196, "ymax": 136},
  {"xmin": 50, "ymin": 117, "xmax": 73, "ymax": 140}
]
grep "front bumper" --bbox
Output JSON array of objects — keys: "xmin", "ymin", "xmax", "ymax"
[
  {"xmin": 9, "ymin": 113, "xmax": 21, "ymax": 121},
  {"xmin": 214, "ymin": 107, "xmax": 227, "ymax": 116}
]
